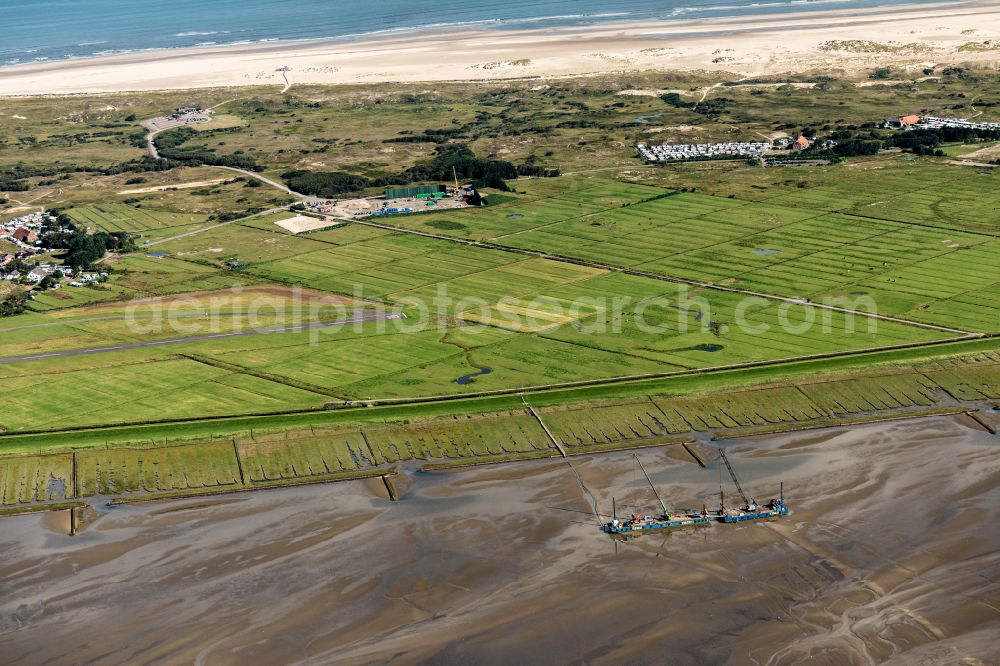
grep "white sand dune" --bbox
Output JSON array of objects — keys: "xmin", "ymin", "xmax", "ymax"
[{"xmin": 0, "ymin": 2, "xmax": 998, "ymax": 95}]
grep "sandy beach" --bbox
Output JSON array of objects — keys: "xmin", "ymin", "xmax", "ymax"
[
  {"xmin": 1, "ymin": 416, "xmax": 997, "ymax": 664},
  {"xmin": 0, "ymin": 2, "xmax": 998, "ymax": 96}
]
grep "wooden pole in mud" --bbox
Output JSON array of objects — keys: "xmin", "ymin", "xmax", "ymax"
[
  {"xmin": 381, "ymin": 474, "xmax": 398, "ymax": 501},
  {"xmin": 72, "ymin": 451, "xmax": 79, "ymax": 499},
  {"xmin": 682, "ymin": 442, "xmax": 707, "ymax": 467},
  {"xmin": 232, "ymin": 439, "xmax": 246, "ymax": 485}
]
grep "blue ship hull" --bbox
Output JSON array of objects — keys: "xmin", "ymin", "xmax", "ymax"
[
  {"xmin": 721, "ymin": 506, "xmax": 789, "ymax": 522},
  {"xmin": 607, "ymin": 516, "xmax": 712, "ymax": 534}
]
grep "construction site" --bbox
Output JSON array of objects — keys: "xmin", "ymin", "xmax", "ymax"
[{"xmin": 304, "ymin": 181, "xmax": 478, "ymax": 221}]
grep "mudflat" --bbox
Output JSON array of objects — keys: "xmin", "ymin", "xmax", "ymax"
[{"xmin": 1, "ymin": 416, "xmax": 997, "ymax": 665}]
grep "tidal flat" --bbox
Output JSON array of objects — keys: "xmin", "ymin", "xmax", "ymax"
[{"xmin": 0, "ymin": 416, "xmax": 997, "ymax": 665}]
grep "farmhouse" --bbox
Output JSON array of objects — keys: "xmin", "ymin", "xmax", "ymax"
[
  {"xmin": 792, "ymin": 135, "xmax": 811, "ymax": 151},
  {"xmin": 12, "ymin": 228, "xmax": 38, "ymax": 244},
  {"xmin": 884, "ymin": 115, "xmax": 921, "ymax": 129}
]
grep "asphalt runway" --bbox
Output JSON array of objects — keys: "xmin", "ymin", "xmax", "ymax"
[{"xmin": 0, "ymin": 311, "xmax": 399, "ymax": 365}]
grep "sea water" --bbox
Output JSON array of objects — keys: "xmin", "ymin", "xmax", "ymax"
[{"xmin": 2, "ymin": 0, "xmax": 941, "ymax": 67}]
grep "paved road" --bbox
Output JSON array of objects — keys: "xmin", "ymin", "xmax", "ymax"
[
  {"xmin": 140, "ymin": 113, "xmax": 308, "ymax": 197},
  {"xmin": 211, "ymin": 165, "xmax": 307, "ymax": 197},
  {"xmin": 141, "ymin": 120, "xmax": 165, "ymax": 158},
  {"xmin": 141, "ymin": 113, "xmax": 210, "ymax": 158},
  {"xmin": 0, "ymin": 312, "xmax": 399, "ymax": 365},
  {"xmin": 145, "ymin": 127, "xmax": 163, "ymax": 158}
]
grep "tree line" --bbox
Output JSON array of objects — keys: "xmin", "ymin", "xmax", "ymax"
[
  {"xmin": 153, "ymin": 127, "xmax": 261, "ymax": 171},
  {"xmin": 825, "ymin": 126, "xmax": 1000, "ymax": 158},
  {"xmin": 282, "ymin": 144, "xmax": 550, "ymax": 198},
  {"xmin": 1, "ymin": 155, "xmax": 192, "ymax": 193}
]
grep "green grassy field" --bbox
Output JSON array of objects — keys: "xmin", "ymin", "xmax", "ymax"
[
  {"xmin": 0, "ymin": 347, "xmax": 995, "ymax": 505},
  {"xmin": 383, "ymin": 164, "xmax": 1000, "ymax": 332},
  {"xmin": 0, "ymin": 168, "xmax": 980, "ymax": 433},
  {"xmin": 162, "ymin": 224, "xmax": 945, "ymax": 399},
  {"xmin": 65, "ymin": 203, "xmax": 209, "ymax": 233},
  {"xmin": 0, "ymin": 335, "xmax": 993, "ymax": 450},
  {"xmin": 0, "ymin": 355, "xmax": 328, "ymax": 432}
]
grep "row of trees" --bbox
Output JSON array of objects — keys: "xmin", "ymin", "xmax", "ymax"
[
  {"xmin": 281, "ymin": 171, "xmax": 370, "ymax": 198},
  {"xmin": 383, "ymin": 128, "xmax": 466, "ymax": 144},
  {"xmin": 884, "ymin": 126, "xmax": 1000, "ymax": 153},
  {"xmin": 800, "ymin": 126, "xmax": 1000, "ymax": 158}
]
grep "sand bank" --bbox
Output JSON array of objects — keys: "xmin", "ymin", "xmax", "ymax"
[{"xmin": 1, "ymin": 2, "xmax": 998, "ymax": 96}]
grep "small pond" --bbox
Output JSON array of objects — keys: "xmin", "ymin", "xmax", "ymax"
[{"xmin": 456, "ymin": 367, "xmax": 492, "ymax": 385}]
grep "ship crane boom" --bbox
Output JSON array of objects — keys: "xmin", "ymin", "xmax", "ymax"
[
  {"xmin": 634, "ymin": 454, "xmax": 669, "ymax": 517},
  {"xmin": 719, "ymin": 449, "xmax": 751, "ymax": 508}
]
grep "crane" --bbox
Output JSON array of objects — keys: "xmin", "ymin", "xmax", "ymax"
[
  {"xmin": 719, "ymin": 449, "xmax": 756, "ymax": 510},
  {"xmin": 634, "ymin": 454, "xmax": 670, "ymax": 518}
]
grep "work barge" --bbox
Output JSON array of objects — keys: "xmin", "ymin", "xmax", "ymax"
[{"xmin": 605, "ymin": 451, "xmax": 788, "ymax": 536}]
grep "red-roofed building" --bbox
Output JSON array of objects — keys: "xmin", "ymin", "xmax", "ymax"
[
  {"xmin": 792, "ymin": 135, "xmax": 811, "ymax": 151},
  {"xmin": 897, "ymin": 114, "xmax": 921, "ymax": 127},
  {"xmin": 12, "ymin": 228, "xmax": 37, "ymax": 244}
]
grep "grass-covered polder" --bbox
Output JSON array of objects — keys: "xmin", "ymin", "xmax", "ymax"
[
  {"xmin": 378, "ymin": 166, "xmax": 1000, "ymax": 332},
  {"xmin": 0, "ymin": 343, "xmax": 996, "ymax": 507},
  {"xmin": 0, "ymin": 335, "xmax": 996, "ymax": 457}
]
